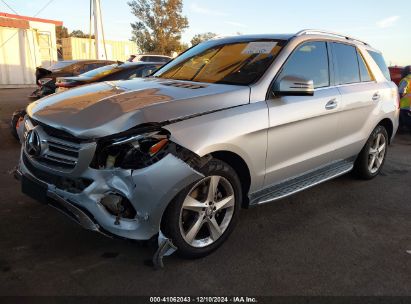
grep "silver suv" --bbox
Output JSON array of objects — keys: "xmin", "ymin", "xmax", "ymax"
[{"xmin": 17, "ymin": 30, "xmax": 399, "ymax": 258}]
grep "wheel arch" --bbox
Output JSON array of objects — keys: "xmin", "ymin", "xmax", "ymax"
[
  {"xmin": 210, "ymin": 150, "xmax": 251, "ymax": 208},
  {"xmin": 377, "ymin": 118, "xmax": 394, "ymax": 143},
  {"xmin": 159, "ymin": 148, "xmax": 252, "ymax": 238}
]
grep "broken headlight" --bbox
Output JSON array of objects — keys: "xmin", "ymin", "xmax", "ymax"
[{"xmin": 91, "ymin": 128, "xmax": 170, "ymax": 170}]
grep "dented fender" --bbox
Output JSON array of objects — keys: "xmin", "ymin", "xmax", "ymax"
[{"xmin": 129, "ymin": 154, "xmax": 204, "ymax": 238}]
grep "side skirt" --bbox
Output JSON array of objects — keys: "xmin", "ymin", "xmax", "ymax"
[{"xmin": 249, "ymin": 159, "xmax": 354, "ymax": 206}]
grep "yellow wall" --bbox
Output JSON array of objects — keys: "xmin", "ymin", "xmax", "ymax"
[
  {"xmin": 0, "ymin": 21, "xmax": 58, "ymax": 87},
  {"xmin": 62, "ymin": 37, "xmax": 138, "ymax": 61}
]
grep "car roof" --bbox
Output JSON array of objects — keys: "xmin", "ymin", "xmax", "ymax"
[
  {"xmin": 49, "ymin": 59, "xmax": 115, "ymax": 67},
  {"xmin": 119, "ymin": 62, "xmax": 163, "ymax": 68},
  {"xmin": 208, "ymin": 34, "xmax": 294, "ymax": 44},
  {"xmin": 207, "ymin": 32, "xmax": 380, "ymax": 53},
  {"xmin": 74, "ymin": 59, "xmax": 115, "ymax": 62},
  {"xmin": 135, "ymin": 54, "xmax": 172, "ymax": 58}
]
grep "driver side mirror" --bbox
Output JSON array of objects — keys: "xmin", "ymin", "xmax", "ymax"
[{"xmin": 273, "ymin": 76, "xmax": 314, "ymax": 96}]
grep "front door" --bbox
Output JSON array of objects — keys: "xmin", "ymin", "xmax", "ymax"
[{"xmin": 264, "ymin": 41, "xmax": 341, "ymax": 187}]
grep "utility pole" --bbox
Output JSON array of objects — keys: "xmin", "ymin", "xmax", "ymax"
[{"xmin": 92, "ymin": 0, "xmax": 107, "ymax": 59}]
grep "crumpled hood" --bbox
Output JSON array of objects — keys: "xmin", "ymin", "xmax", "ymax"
[{"xmin": 27, "ymin": 78, "xmax": 250, "ymax": 138}]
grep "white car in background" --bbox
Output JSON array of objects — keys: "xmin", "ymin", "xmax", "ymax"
[{"xmin": 131, "ymin": 54, "xmax": 172, "ymax": 63}]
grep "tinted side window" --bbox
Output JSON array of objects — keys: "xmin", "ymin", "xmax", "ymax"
[
  {"xmin": 357, "ymin": 50, "xmax": 373, "ymax": 82},
  {"xmin": 101, "ymin": 66, "xmax": 155, "ymax": 81},
  {"xmin": 367, "ymin": 50, "xmax": 391, "ymax": 80},
  {"xmin": 100, "ymin": 69, "xmax": 133, "ymax": 81},
  {"xmin": 75, "ymin": 63, "xmax": 87, "ymax": 74},
  {"xmin": 140, "ymin": 66, "xmax": 157, "ymax": 77},
  {"xmin": 63, "ymin": 63, "xmax": 79, "ymax": 73},
  {"xmin": 278, "ymin": 41, "xmax": 329, "ymax": 89},
  {"xmin": 123, "ymin": 67, "xmax": 145, "ymax": 79},
  {"xmin": 147, "ymin": 56, "xmax": 160, "ymax": 62},
  {"xmin": 140, "ymin": 56, "xmax": 150, "ymax": 62},
  {"xmin": 333, "ymin": 43, "xmax": 360, "ymax": 85},
  {"xmin": 147, "ymin": 56, "xmax": 169, "ymax": 63},
  {"xmin": 83, "ymin": 63, "xmax": 100, "ymax": 72},
  {"xmin": 92, "ymin": 62, "xmax": 108, "ymax": 69}
]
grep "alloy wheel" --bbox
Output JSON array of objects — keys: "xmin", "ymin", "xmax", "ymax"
[
  {"xmin": 368, "ymin": 132, "xmax": 386, "ymax": 174},
  {"xmin": 179, "ymin": 175, "xmax": 235, "ymax": 248}
]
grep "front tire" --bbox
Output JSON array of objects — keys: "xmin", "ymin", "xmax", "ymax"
[
  {"xmin": 353, "ymin": 125, "xmax": 388, "ymax": 180},
  {"xmin": 10, "ymin": 110, "xmax": 26, "ymax": 140},
  {"xmin": 162, "ymin": 159, "xmax": 242, "ymax": 259}
]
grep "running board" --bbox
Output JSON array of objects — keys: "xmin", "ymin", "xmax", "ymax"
[{"xmin": 249, "ymin": 160, "xmax": 354, "ymax": 206}]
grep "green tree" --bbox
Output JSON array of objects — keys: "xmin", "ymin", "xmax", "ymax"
[
  {"xmin": 128, "ymin": 0, "xmax": 188, "ymax": 55},
  {"xmin": 180, "ymin": 42, "xmax": 190, "ymax": 51},
  {"xmin": 55, "ymin": 26, "xmax": 69, "ymax": 44},
  {"xmin": 190, "ymin": 32, "xmax": 217, "ymax": 46},
  {"xmin": 55, "ymin": 26, "xmax": 69, "ymax": 60},
  {"xmin": 70, "ymin": 30, "xmax": 94, "ymax": 39}
]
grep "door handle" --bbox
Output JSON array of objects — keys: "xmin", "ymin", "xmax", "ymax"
[
  {"xmin": 325, "ymin": 98, "xmax": 338, "ymax": 110},
  {"xmin": 372, "ymin": 92, "xmax": 381, "ymax": 101}
]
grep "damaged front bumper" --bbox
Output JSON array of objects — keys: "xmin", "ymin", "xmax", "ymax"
[{"xmin": 18, "ymin": 150, "xmax": 203, "ymax": 240}]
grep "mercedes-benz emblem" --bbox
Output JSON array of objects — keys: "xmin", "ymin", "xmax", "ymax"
[{"xmin": 25, "ymin": 130, "xmax": 41, "ymax": 157}]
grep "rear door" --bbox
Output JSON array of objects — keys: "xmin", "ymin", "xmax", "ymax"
[
  {"xmin": 264, "ymin": 41, "xmax": 341, "ymax": 186},
  {"xmin": 331, "ymin": 42, "xmax": 382, "ymax": 159}
]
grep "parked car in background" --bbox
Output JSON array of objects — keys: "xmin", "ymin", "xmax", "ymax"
[
  {"xmin": 16, "ymin": 30, "xmax": 399, "ymax": 259},
  {"xmin": 30, "ymin": 59, "xmax": 116, "ymax": 100},
  {"xmin": 131, "ymin": 54, "xmax": 172, "ymax": 63},
  {"xmin": 55, "ymin": 62, "xmax": 163, "ymax": 93},
  {"xmin": 389, "ymin": 66, "xmax": 404, "ymax": 86},
  {"xmin": 10, "ymin": 62, "xmax": 163, "ymax": 140}
]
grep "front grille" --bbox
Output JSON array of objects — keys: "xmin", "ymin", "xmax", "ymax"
[
  {"xmin": 39, "ymin": 135, "xmax": 80, "ymax": 170},
  {"xmin": 23, "ymin": 118, "xmax": 83, "ymax": 170}
]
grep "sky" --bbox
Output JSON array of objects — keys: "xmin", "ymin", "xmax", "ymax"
[{"xmin": 1, "ymin": 0, "xmax": 410, "ymax": 65}]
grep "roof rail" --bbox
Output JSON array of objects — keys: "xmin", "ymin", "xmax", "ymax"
[{"xmin": 295, "ymin": 29, "xmax": 369, "ymax": 46}]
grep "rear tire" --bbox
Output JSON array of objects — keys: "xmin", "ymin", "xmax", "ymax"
[
  {"xmin": 162, "ymin": 159, "xmax": 242, "ymax": 259},
  {"xmin": 353, "ymin": 125, "xmax": 388, "ymax": 180}
]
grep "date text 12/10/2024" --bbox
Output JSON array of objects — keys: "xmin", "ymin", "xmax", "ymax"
[{"xmin": 149, "ymin": 296, "xmax": 258, "ymax": 303}]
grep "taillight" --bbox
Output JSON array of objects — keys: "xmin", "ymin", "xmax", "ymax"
[{"xmin": 56, "ymin": 78, "xmax": 77, "ymax": 88}]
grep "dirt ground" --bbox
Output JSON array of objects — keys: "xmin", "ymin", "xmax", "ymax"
[{"xmin": 0, "ymin": 88, "xmax": 411, "ymax": 296}]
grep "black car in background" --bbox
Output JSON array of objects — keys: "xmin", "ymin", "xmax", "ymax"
[
  {"xmin": 11, "ymin": 62, "xmax": 163, "ymax": 140},
  {"xmin": 130, "ymin": 54, "xmax": 172, "ymax": 63},
  {"xmin": 30, "ymin": 59, "xmax": 116, "ymax": 100},
  {"xmin": 55, "ymin": 62, "xmax": 162, "ymax": 92}
]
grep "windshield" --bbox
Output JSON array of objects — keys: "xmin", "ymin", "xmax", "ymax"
[
  {"xmin": 80, "ymin": 64, "xmax": 119, "ymax": 78},
  {"xmin": 153, "ymin": 39, "xmax": 285, "ymax": 85}
]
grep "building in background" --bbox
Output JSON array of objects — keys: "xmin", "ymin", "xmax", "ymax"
[
  {"xmin": 0, "ymin": 12, "xmax": 61, "ymax": 88},
  {"xmin": 61, "ymin": 37, "xmax": 138, "ymax": 62}
]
